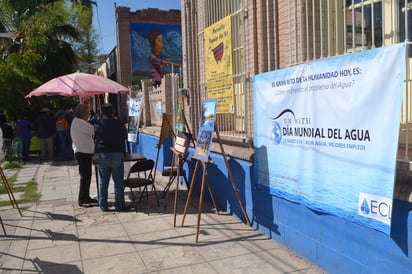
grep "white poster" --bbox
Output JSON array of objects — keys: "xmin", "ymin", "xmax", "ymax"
[
  {"xmin": 254, "ymin": 44, "xmax": 405, "ymax": 235},
  {"xmin": 128, "ymin": 97, "xmax": 142, "ymax": 142}
]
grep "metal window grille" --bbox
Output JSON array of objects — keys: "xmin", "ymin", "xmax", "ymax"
[
  {"xmin": 193, "ymin": 0, "xmax": 411, "ymax": 159},
  {"xmin": 281, "ymin": 0, "xmax": 410, "ymax": 160},
  {"xmin": 197, "ymin": 0, "xmax": 246, "ymax": 142}
]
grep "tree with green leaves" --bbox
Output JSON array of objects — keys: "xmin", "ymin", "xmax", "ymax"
[
  {"xmin": 69, "ymin": 0, "xmax": 99, "ymax": 73},
  {"xmin": 0, "ymin": 0, "xmax": 99, "ymax": 119}
]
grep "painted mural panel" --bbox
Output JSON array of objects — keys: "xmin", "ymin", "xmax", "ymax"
[{"xmin": 130, "ymin": 23, "xmax": 182, "ymax": 84}]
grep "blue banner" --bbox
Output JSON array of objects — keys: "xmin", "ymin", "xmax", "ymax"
[{"xmin": 253, "ymin": 44, "xmax": 405, "ymax": 235}]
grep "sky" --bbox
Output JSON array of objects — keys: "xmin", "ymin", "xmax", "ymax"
[{"xmin": 92, "ymin": 0, "xmax": 181, "ymax": 55}]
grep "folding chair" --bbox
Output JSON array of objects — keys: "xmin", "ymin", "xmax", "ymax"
[{"xmin": 124, "ymin": 159, "xmax": 160, "ymax": 213}]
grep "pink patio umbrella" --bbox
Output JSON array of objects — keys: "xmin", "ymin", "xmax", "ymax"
[{"xmin": 25, "ymin": 72, "xmax": 129, "ymax": 98}]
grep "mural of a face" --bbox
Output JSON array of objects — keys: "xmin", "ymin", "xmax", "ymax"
[
  {"xmin": 130, "ymin": 24, "xmax": 182, "ymax": 75},
  {"xmin": 154, "ymin": 34, "xmax": 163, "ymax": 55}
]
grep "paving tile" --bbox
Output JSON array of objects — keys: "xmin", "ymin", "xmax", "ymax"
[
  {"xmin": 210, "ymin": 252, "xmax": 298, "ymax": 274},
  {"xmin": 122, "ymin": 215, "xmax": 172, "ymax": 236},
  {"xmin": 0, "ymin": 252, "xmax": 27, "ymax": 273},
  {"xmin": 138, "ymin": 245, "xmax": 205, "ymax": 272},
  {"xmin": 30, "ymin": 216, "xmax": 78, "ymax": 233},
  {"xmin": 22, "ymin": 257, "xmax": 83, "ymax": 273},
  {"xmin": 0, "ymin": 162, "xmax": 325, "ymax": 273},
  {"xmin": 151, "ymin": 262, "xmax": 219, "ymax": 274},
  {"xmin": 79, "ymin": 235, "xmax": 136, "ymax": 260},
  {"xmin": 129, "ymin": 226, "xmax": 192, "ymax": 251},
  {"xmin": 27, "ymin": 228, "xmax": 79, "ymax": 250},
  {"xmin": 0, "ymin": 192, "xmax": 24, "ymax": 203},
  {"xmin": 24, "ymin": 243, "xmax": 81, "ymax": 266},
  {"xmin": 82, "ymin": 252, "xmax": 146, "ymax": 274},
  {"xmin": 77, "ymin": 222, "xmax": 127, "ymax": 239}
]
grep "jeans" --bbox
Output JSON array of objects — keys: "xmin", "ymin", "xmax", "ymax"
[
  {"xmin": 75, "ymin": 152, "xmax": 93, "ymax": 203},
  {"xmin": 2, "ymin": 139, "xmax": 12, "ymax": 161},
  {"xmin": 39, "ymin": 136, "xmax": 54, "ymax": 161},
  {"xmin": 97, "ymin": 152, "xmax": 125, "ymax": 210},
  {"xmin": 58, "ymin": 130, "xmax": 72, "ymax": 160},
  {"xmin": 21, "ymin": 138, "xmax": 30, "ymax": 161}
]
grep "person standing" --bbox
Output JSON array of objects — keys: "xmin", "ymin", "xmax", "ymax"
[
  {"xmin": 88, "ymin": 109, "xmax": 97, "ymax": 125},
  {"xmin": 64, "ymin": 107, "xmax": 74, "ymax": 158},
  {"xmin": 33, "ymin": 107, "xmax": 56, "ymax": 162},
  {"xmin": 0, "ymin": 114, "xmax": 15, "ymax": 161},
  {"xmin": 71, "ymin": 103, "xmax": 97, "ymax": 207},
  {"xmin": 16, "ymin": 113, "xmax": 31, "ymax": 161},
  {"xmin": 94, "ymin": 103, "xmax": 128, "ymax": 212},
  {"xmin": 55, "ymin": 111, "xmax": 71, "ymax": 161}
]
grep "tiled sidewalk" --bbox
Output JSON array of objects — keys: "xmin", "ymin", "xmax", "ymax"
[{"xmin": 0, "ymin": 161, "xmax": 325, "ymax": 273}]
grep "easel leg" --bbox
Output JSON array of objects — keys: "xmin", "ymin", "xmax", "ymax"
[
  {"xmin": 147, "ymin": 183, "xmax": 153, "ymax": 215},
  {"xmin": 0, "ymin": 166, "xmax": 22, "ymax": 216},
  {"xmin": 0, "ymin": 215, "xmax": 6, "ymax": 235},
  {"xmin": 196, "ymin": 162, "xmax": 208, "ymax": 243},
  {"xmin": 181, "ymin": 160, "xmax": 200, "ymax": 227},
  {"xmin": 172, "ymin": 158, "xmax": 181, "ymax": 227},
  {"xmin": 204, "ymin": 176, "xmax": 219, "ymax": 213},
  {"xmin": 215, "ymin": 125, "xmax": 251, "ymax": 226},
  {"xmin": 163, "ymin": 155, "xmax": 176, "ymax": 211}
]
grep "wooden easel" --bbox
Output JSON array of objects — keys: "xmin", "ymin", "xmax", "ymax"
[
  {"xmin": 0, "ymin": 165, "xmax": 23, "ymax": 235},
  {"xmin": 152, "ymin": 112, "xmax": 197, "ymax": 223},
  {"xmin": 161, "ymin": 113, "xmax": 203, "ymax": 226},
  {"xmin": 152, "ymin": 113, "xmax": 175, "ymax": 185},
  {"xmin": 152, "ymin": 112, "xmax": 192, "ymax": 186},
  {"xmin": 0, "ymin": 215, "xmax": 6, "ymax": 235},
  {"xmin": 165, "ymin": 147, "xmax": 186, "ymax": 227},
  {"xmin": 165, "ymin": 146, "xmax": 219, "ymax": 227},
  {"xmin": 0, "ymin": 165, "xmax": 22, "ymax": 217},
  {"xmin": 181, "ymin": 124, "xmax": 251, "ymax": 242}
]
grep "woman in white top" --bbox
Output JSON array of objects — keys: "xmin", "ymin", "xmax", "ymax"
[{"xmin": 71, "ymin": 103, "xmax": 96, "ymax": 207}]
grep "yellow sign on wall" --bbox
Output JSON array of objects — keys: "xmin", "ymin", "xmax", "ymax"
[{"xmin": 204, "ymin": 15, "xmax": 234, "ymax": 113}]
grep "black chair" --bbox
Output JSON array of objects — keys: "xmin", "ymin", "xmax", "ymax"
[{"xmin": 124, "ymin": 159, "xmax": 160, "ymax": 213}]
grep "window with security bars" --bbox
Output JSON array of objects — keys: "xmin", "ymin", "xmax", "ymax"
[
  {"xmin": 284, "ymin": 0, "xmax": 411, "ymax": 159},
  {"xmin": 345, "ymin": 0, "xmax": 383, "ymax": 51},
  {"xmin": 196, "ymin": 1, "xmax": 411, "ymax": 154},
  {"xmin": 201, "ymin": 0, "xmax": 246, "ymax": 141},
  {"xmin": 344, "ymin": 0, "xmax": 412, "ymax": 53}
]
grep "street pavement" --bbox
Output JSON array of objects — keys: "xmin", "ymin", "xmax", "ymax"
[{"xmin": 0, "ymin": 159, "xmax": 325, "ymax": 273}]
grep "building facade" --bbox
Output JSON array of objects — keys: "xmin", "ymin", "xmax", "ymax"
[
  {"xmin": 180, "ymin": 1, "xmax": 412, "ymax": 272},
  {"xmin": 115, "ymin": 1, "xmax": 412, "ymax": 272},
  {"xmin": 115, "ymin": 7, "xmax": 182, "ymax": 122}
]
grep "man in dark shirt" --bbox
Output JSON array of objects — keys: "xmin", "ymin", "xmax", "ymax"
[
  {"xmin": 33, "ymin": 107, "xmax": 56, "ymax": 162},
  {"xmin": 1, "ymin": 115, "xmax": 15, "ymax": 161},
  {"xmin": 94, "ymin": 103, "xmax": 128, "ymax": 212}
]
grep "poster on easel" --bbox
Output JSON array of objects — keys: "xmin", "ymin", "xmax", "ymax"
[
  {"xmin": 159, "ymin": 113, "xmax": 173, "ymax": 145},
  {"xmin": 194, "ymin": 99, "xmax": 217, "ymax": 159},
  {"xmin": 176, "ymin": 91, "xmax": 185, "ymax": 133},
  {"xmin": 128, "ymin": 97, "xmax": 142, "ymax": 142}
]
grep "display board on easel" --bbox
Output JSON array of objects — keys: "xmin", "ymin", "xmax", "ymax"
[
  {"xmin": 127, "ymin": 96, "xmax": 143, "ymax": 143},
  {"xmin": 153, "ymin": 112, "xmax": 192, "ymax": 185},
  {"xmin": 159, "ymin": 113, "xmax": 174, "ymax": 144},
  {"xmin": 176, "ymin": 90, "xmax": 186, "ymax": 133},
  {"xmin": 181, "ymin": 98, "xmax": 250, "ymax": 243},
  {"xmin": 194, "ymin": 99, "xmax": 217, "ymax": 159},
  {"xmin": 153, "ymin": 113, "xmax": 174, "ymax": 176}
]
